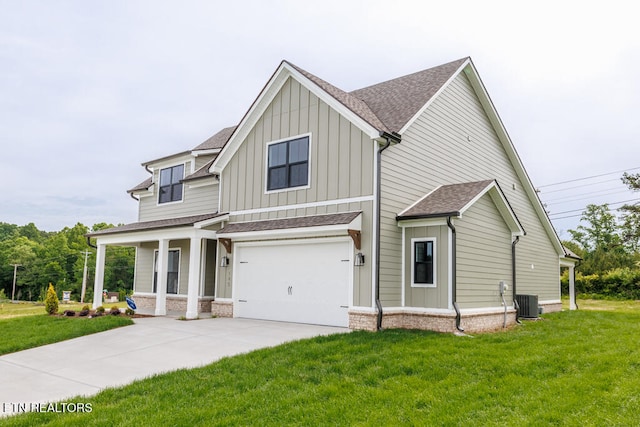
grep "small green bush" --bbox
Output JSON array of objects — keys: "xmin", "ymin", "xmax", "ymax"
[
  {"xmin": 96, "ymin": 306, "xmax": 105, "ymax": 314},
  {"xmin": 110, "ymin": 306, "xmax": 121, "ymax": 316},
  {"xmin": 45, "ymin": 283, "xmax": 59, "ymax": 315},
  {"xmin": 125, "ymin": 308, "xmax": 135, "ymax": 316}
]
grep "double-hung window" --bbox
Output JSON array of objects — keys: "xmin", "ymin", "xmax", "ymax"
[
  {"xmin": 412, "ymin": 238, "xmax": 436, "ymax": 287},
  {"xmin": 159, "ymin": 164, "xmax": 184, "ymax": 204},
  {"xmin": 267, "ymin": 136, "xmax": 309, "ymax": 191}
]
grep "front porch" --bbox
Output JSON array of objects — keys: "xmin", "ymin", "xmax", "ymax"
[{"xmin": 87, "ymin": 213, "xmax": 225, "ymax": 319}]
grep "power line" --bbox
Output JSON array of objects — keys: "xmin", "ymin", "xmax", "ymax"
[
  {"xmin": 537, "ymin": 166, "xmax": 640, "ymax": 189},
  {"xmin": 539, "ymin": 177, "xmax": 621, "ymax": 194},
  {"xmin": 544, "ymin": 189, "xmax": 633, "ymax": 205},
  {"xmin": 548, "ymin": 198, "xmax": 640, "ymax": 217}
]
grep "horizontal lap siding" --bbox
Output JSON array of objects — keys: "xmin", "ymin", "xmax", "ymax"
[
  {"xmin": 404, "ymin": 226, "xmax": 449, "ymax": 309},
  {"xmin": 456, "ymin": 194, "xmax": 512, "ymax": 308},
  {"xmin": 380, "ymin": 72, "xmax": 559, "ymax": 308}
]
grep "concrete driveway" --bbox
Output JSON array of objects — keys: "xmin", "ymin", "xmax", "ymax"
[{"xmin": 0, "ymin": 317, "xmax": 347, "ymax": 416}]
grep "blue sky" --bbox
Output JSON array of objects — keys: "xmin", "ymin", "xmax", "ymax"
[{"xmin": 1, "ymin": 0, "xmax": 639, "ymax": 239}]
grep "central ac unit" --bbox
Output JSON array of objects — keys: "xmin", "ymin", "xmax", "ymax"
[{"xmin": 516, "ymin": 294, "xmax": 539, "ymax": 318}]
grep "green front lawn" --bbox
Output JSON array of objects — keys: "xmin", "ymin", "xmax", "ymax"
[
  {"xmin": 6, "ymin": 308, "xmax": 640, "ymax": 426},
  {"xmin": 0, "ymin": 315, "xmax": 133, "ymax": 356}
]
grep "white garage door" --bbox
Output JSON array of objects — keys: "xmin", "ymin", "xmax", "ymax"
[{"xmin": 234, "ymin": 239, "xmax": 351, "ymax": 327}]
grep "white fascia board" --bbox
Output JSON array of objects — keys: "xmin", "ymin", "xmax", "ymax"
[
  {"xmin": 192, "ymin": 148, "xmax": 221, "ymax": 157},
  {"xmin": 94, "ymin": 227, "xmax": 217, "ymax": 246},
  {"xmin": 397, "ymin": 217, "xmax": 449, "ymax": 228},
  {"xmin": 399, "ymin": 58, "xmax": 471, "ymax": 135},
  {"xmin": 211, "ymin": 62, "xmax": 380, "ymax": 174},
  {"xmin": 194, "ymin": 214, "xmax": 229, "ymax": 229},
  {"xmin": 457, "ymin": 181, "xmax": 524, "ymax": 236},
  {"xmin": 461, "ymin": 60, "xmax": 563, "ymax": 255},
  {"xmin": 185, "ymin": 178, "xmax": 217, "ymax": 189}
]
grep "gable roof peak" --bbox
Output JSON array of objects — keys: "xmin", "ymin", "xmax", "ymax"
[{"xmin": 350, "ymin": 57, "xmax": 470, "ymax": 133}]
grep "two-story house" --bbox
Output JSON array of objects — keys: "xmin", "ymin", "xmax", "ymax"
[{"xmin": 89, "ymin": 57, "xmax": 577, "ymax": 332}]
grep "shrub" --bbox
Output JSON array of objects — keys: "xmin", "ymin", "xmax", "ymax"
[
  {"xmin": 110, "ymin": 306, "xmax": 121, "ymax": 316},
  {"xmin": 125, "ymin": 308, "xmax": 135, "ymax": 316},
  {"xmin": 45, "ymin": 283, "xmax": 59, "ymax": 315},
  {"xmin": 79, "ymin": 309, "xmax": 90, "ymax": 317},
  {"xmin": 96, "ymin": 306, "xmax": 105, "ymax": 314},
  {"xmin": 82, "ymin": 305, "xmax": 90, "ymax": 311}
]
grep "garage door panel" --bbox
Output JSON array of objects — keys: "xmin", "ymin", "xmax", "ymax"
[{"xmin": 234, "ymin": 240, "xmax": 350, "ymax": 327}]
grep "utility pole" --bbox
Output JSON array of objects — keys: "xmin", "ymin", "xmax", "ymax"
[
  {"xmin": 80, "ymin": 250, "xmax": 90, "ymax": 303},
  {"xmin": 10, "ymin": 264, "xmax": 21, "ymax": 302}
]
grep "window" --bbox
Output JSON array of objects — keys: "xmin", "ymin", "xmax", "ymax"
[
  {"xmin": 153, "ymin": 249, "xmax": 180, "ymax": 294},
  {"xmin": 412, "ymin": 238, "xmax": 435, "ymax": 287},
  {"xmin": 267, "ymin": 136, "xmax": 309, "ymax": 191},
  {"xmin": 159, "ymin": 164, "xmax": 184, "ymax": 203}
]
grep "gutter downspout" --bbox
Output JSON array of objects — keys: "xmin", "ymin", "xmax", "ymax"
[
  {"xmin": 512, "ymin": 236, "xmax": 521, "ymax": 324},
  {"xmin": 375, "ymin": 132, "xmax": 398, "ymax": 331},
  {"xmin": 447, "ymin": 216, "xmax": 464, "ymax": 332},
  {"xmin": 86, "ymin": 236, "xmax": 97, "ymax": 249}
]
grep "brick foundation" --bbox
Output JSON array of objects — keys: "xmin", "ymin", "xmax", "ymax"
[
  {"xmin": 349, "ymin": 308, "xmax": 518, "ymax": 333},
  {"xmin": 131, "ymin": 294, "xmax": 213, "ymax": 315},
  {"xmin": 211, "ymin": 300, "xmax": 233, "ymax": 318}
]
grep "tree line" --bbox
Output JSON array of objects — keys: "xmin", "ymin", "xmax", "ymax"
[
  {"xmin": 562, "ymin": 172, "xmax": 640, "ymax": 299},
  {"xmin": 0, "ymin": 222, "xmax": 133, "ymax": 303}
]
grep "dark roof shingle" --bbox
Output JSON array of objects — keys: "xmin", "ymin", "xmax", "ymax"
[
  {"xmin": 219, "ymin": 211, "xmax": 361, "ymax": 234},
  {"xmin": 397, "ymin": 180, "xmax": 494, "ymax": 220},
  {"xmin": 351, "ymin": 58, "xmax": 468, "ymax": 133},
  {"xmin": 192, "ymin": 126, "xmax": 237, "ymax": 151},
  {"xmin": 87, "ymin": 213, "xmax": 225, "ymax": 237}
]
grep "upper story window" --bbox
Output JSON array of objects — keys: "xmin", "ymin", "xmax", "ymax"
[
  {"xmin": 412, "ymin": 238, "xmax": 436, "ymax": 287},
  {"xmin": 158, "ymin": 164, "xmax": 184, "ymax": 204},
  {"xmin": 267, "ymin": 135, "xmax": 309, "ymax": 191}
]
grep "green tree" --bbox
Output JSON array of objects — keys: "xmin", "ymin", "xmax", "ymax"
[
  {"xmin": 568, "ymin": 204, "xmax": 634, "ymax": 274},
  {"xmin": 620, "ymin": 172, "xmax": 640, "ymax": 251},
  {"xmin": 45, "ymin": 283, "xmax": 59, "ymax": 315}
]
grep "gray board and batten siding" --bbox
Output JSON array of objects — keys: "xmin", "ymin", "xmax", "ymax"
[{"xmin": 216, "ymin": 77, "xmax": 377, "ymax": 307}]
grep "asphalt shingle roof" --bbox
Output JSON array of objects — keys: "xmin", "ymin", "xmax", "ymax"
[
  {"xmin": 219, "ymin": 211, "xmax": 361, "ymax": 234},
  {"xmin": 397, "ymin": 180, "xmax": 494, "ymax": 220},
  {"xmin": 192, "ymin": 126, "xmax": 237, "ymax": 151},
  {"xmin": 87, "ymin": 213, "xmax": 225, "ymax": 237}
]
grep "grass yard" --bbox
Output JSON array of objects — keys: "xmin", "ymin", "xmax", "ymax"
[
  {"xmin": 5, "ymin": 308, "xmax": 640, "ymax": 426},
  {"xmin": 0, "ymin": 301, "xmax": 129, "ymax": 320},
  {"xmin": 0, "ymin": 315, "xmax": 133, "ymax": 356}
]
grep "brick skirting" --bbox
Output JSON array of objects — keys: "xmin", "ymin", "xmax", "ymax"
[
  {"xmin": 349, "ymin": 308, "xmax": 518, "ymax": 333},
  {"xmin": 131, "ymin": 294, "xmax": 214, "ymax": 314},
  {"xmin": 211, "ymin": 300, "xmax": 234, "ymax": 318}
]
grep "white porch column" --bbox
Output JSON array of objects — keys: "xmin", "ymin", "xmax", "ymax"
[
  {"xmin": 155, "ymin": 238, "xmax": 169, "ymax": 316},
  {"xmin": 569, "ymin": 264, "xmax": 577, "ymax": 310},
  {"xmin": 92, "ymin": 243, "xmax": 106, "ymax": 309},
  {"xmin": 186, "ymin": 236, "xmax": 203, "ymax": 319}
]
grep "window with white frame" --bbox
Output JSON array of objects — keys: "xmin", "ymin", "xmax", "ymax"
[
  {"xmin": 158, "ymin": 164, "xmax": 184, "ymax": 204},
  {"xmin": 267, "ymin": 135, "xmax": 309, "ymax": 191},
  {"xmin": 153, "ymin": 249, "xmax": 180, "ymax": 294},
  {"xmin": 412, "ymin": 238, "xmax": 436, "ymax": 287}
]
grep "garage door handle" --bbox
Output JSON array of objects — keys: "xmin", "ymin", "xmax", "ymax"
[
  {"xmin": 239, "ymin": 299, "xmax": 247, "ymax": 303},
  {"xmin": 340, "ymin": 305, "xmax": 348, "ymax": 308}
]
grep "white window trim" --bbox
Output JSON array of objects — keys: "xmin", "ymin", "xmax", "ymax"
[
  {"xmin": 153, "ymin": 248, "xmax": 182, "ymax": 294},
  {"xmin": 411, "ymin": 237, "xmax": 437, "ymax": 288},
  {"xmin": 157, "ymin": 163, "xmax": 186, "ymax": 206},
  {"xmin": 264, "ymin": 133, "xmax": 312, "ymax": 194}
]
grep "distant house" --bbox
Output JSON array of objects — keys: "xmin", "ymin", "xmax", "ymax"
[{"xmin": 88, "ymin": 57, "xmax": 577, "ymax": 332}]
